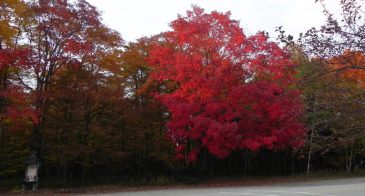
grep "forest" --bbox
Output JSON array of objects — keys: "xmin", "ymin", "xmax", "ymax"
[{"xmin": 1, "ymin": 0, "xmax": 365, "ymax": 188}]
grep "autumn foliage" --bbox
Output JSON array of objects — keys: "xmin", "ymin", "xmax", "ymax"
[
  {"xmin": 149, "ymin": 7, "xmax": 305, "ymax": 161},
  {"xmin": 3, "ymin": 0, "xmax": 365, "ymax": 186},
  {"xmin": 330, "ymin": 51, "xmax": 365, "ymax": 87},
  {"xmin": 0, "ymin": 48, "xmax": 37, "ymax": 129}
]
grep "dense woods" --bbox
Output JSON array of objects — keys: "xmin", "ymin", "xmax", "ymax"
[{"xmin": 1, "ymin": 0, "xmax": 365, "ymax": 188}]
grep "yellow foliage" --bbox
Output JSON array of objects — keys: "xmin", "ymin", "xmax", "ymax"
[{"xmin": 0, "ymin": 0, "xmax": 28, "ymax": 46}]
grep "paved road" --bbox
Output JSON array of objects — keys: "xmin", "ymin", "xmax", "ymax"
[{"xmin": 95, "ymin": 177, "xmax": 365, "ymax": 196}]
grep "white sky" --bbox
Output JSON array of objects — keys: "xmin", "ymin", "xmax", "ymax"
[{"xmin": 85, "ymin": 0, "xmax": 342, "ymax": 43}]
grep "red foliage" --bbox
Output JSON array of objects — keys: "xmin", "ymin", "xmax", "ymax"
[
  {"xmin": 149, "ymin": 7, "xmax": 305, "ymax": 160},
  {"xmin": 0, "ymin": 48, "xmax": 29, "ymax": 71},
  {"xmin": 0, "ymin": 48, "xmax": 38, "ymax": 129}
]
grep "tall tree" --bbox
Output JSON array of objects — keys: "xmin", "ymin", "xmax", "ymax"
[
  {"xmin": 148, "ymin": 7, "xmax": 306, "ymax": 161},
  {"xmin": 0, "ymin": 0, "xmax": 34, "ymax": 180},
  {"xmin": 15, "ymin": 0, "xmax": 123, "ymax": 157},
  {"xmin": 282, "ymin": 0, "xmax": 365, "ymax": 172},
  {"xmin": 291, "ymin": 46, "xmax": 365, "ymax": 173}
]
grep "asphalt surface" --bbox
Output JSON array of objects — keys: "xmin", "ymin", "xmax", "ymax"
[{"xmin": 95, "ymin": 177, "xmax": 365, "ymax": 196}]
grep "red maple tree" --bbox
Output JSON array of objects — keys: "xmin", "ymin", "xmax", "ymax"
[{"xmin": 149, "ymin": 7, "xmax": 306, "ymax": 161}]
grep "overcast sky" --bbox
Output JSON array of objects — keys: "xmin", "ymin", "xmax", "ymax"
[{"xmin": 85, "ymin": 0, "xmax": 342, "ymax": 43}]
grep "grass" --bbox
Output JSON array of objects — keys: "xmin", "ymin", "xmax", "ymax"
[{"xmin": 4, "ymin": 170, "xmax": 365, "ymax": 195}]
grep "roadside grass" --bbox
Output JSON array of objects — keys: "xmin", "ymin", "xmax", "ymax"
[{"xmin": 4, "ymin": 170, "xmax": 365, "ymax": 195}]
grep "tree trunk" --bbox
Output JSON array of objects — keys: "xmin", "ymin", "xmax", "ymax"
[
  {"xmin": 63, "ymin": 161, "xmax": 68, "ymax": 184},
  {"xmin": 291, "ymin": 151, "xmax": 295, "ymax": 175},
  {"xmin": 0, "ymin": 126, "xmax": 2, "ymax": 148},
  {"xmin": 30, "ymin": 124, "xmax": 42, "ymax": 156},
  {"xmin": 346, "ymin": 148, "xmax": 353, "ymax": 173},
  {"xmin": 307, "ymin": 95, "xmax": 316, "ymax": 175}
]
